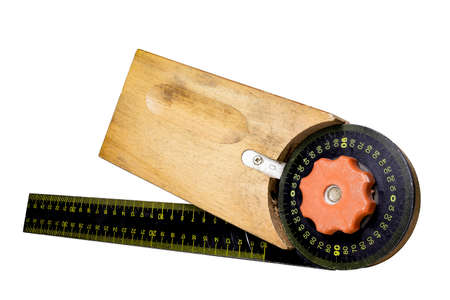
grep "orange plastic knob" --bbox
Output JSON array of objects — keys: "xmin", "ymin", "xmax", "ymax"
[{"xmin": 299, "ymin": 156, "xmax": 376, "ymax": 235}]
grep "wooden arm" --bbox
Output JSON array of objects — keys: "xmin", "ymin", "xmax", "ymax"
[{"xmin": 100, "ymin": 50, "xmax": 344, "ymax": 249}]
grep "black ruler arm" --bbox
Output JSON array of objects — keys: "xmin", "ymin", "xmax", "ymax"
[{"xmin": 24, "ymin": 193, "xmax": 321, "ymax": 269}]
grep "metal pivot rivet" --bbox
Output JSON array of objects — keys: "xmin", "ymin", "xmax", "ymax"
[{"xmin": 324, "ymin": 185, "xmax": 342, "ymax": 205}]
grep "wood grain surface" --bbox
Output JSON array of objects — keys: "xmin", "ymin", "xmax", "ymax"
[{"xmin": 100, "ymin": 50, "xmax": 344, "ymax": 249}]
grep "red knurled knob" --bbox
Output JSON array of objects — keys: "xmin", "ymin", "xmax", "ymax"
[{"xmin": 299, "ymin": 156, "xmax": 376, "ymax": 235}]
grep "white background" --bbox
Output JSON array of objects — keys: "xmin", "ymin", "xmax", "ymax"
[{"xmin": 1, "ymin": 1, "xmax": 449, "ymax": 299}]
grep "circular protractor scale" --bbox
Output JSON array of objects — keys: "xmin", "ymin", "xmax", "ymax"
[{"xmin": 278, "ymin": 124, "xmax": 420, "ymax": 270}]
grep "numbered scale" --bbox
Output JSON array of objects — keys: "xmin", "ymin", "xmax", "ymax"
[
  {"xmin": 277, "ymin": 124, "xmax": 419, "ymax": 269},
  {"xmin": 24, "ymin": 125, "xmax": 420, "ymax": 270},
  {"xmin": 23, "ymin": 194, "xmax": 315, "ymax": 268}
]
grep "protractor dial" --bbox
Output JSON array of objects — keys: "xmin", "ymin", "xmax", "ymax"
[{"xmin": 278, "ymin": 125, "xmax": 419, "ymax": 270}]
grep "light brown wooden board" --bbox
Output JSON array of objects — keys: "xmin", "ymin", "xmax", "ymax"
[{"xmin": 100, "ymin": 50, "xmax": 344, "ymax": 249}]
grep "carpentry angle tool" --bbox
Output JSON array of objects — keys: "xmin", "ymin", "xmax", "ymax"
[{"xmin": 24, "ymin": 50, "xmax": 420, "ymax": 270}]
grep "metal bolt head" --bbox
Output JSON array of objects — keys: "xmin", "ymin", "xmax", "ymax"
[
  {"xmin": 253, "ymin": 155, "xmax": 264, "ymax": 166},
  {"xmin": 325, "ymin": 185, "xmax": 342, "ymax": 205}
]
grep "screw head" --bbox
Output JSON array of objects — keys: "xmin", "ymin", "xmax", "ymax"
[{"xmin": 253, "ymin": 155, "xmax": 264, "ymax": 166}]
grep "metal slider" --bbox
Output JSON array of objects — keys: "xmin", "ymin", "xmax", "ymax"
[{"xmin": 241, "ymin": 150, "xmax": 286, "ymax": 179}]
